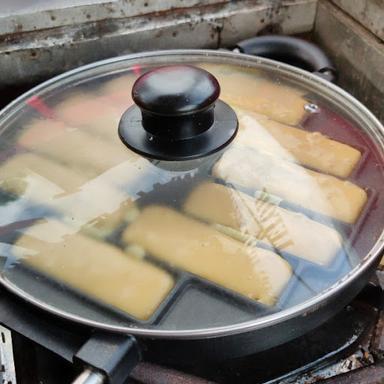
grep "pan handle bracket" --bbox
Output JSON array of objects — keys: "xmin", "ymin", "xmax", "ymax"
[{"xmin": 72, "ymin": 332, "xmax": 140, "ymax": 384}]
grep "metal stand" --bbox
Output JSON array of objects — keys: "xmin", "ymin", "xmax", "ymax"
[{"xmin": 0, "ymin": 324, "xmax": 17, "ymax": 384}]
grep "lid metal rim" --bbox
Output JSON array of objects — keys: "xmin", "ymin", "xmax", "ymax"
[{"xmin": 0, "ymin": 49, "xmax": 383, "ymax": 339}]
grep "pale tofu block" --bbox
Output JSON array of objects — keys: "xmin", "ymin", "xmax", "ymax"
[
  {"xmin": 22, "ymin": 129, "xmax": 133, "ymax": 177},
  {"xmin": 15, "ymin": 230, "xmax": 174, "ymax": 320},
  {"xmin": 81, "ymin": 200, "xmax": 140, "ymax": 240},
  {"xmin": 18, "ymin": 117, "xmax": 149, "ymax": 191},
  {"xmin": 235, "ymin": 109, "xmax": 361, "ymax": 178},
  {"xmin": 184, "ymin": 182, "xmax": 342, "ymax": 265},
  {"xmin": 88, "ymin": 113, "xmax": 124, "ymax": 145},
  {"xmin": 0, "ymin": 157, "xmax": 144, "ymax": 238},
  {"xmin": 24, "ymin": 157, "xmax": 170, "ymax": 238},
  {"xmin": 45, "ymin": 181, "xmax": 133, "ymax": 237},
  {"xmin": 0, "ymin": 153, "xmax": 89, "ymax": 198},
  {"xmin": 0, "ymin": 154, "xmax": 149, "ymax": 243},
  {"xmin": 213, "ymin": 146, "xmax": 367, "ymax": 224},
  {"xmin": 199, "ymin": 63, "xmax": 307, "ymax": 125},
  {"xmin": 100, "ymin": 74, "xmax": 136, "ymax": 114},
  {"xmin": 122, "ymin": 206, "xmax": 292, "ymax": 306},
  {"xmin": 54, "ymin": 93, "xmax": 120, "ymax": 127},
  {"xmin": 21, "ymin": 108, "xmax": 122, "ymax": 149},
  {"xmin": 18, "ymin": 119, "xmax": 71, "ymax": 148},
  {"xmin": 54, "ymin": 93, "xmax": 125, "ymax": 144}
]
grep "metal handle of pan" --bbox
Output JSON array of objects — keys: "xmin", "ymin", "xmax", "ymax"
[
  {"xmin": 72, "ymin": 368, "xmax": 106, "ymax": 384},
  {"xmin": 71, "ymin": 332, "xmax": 140, "ymax": 384},
  {"xmin": 235, "ymin": 35, "xmax": 337, "ymax": 83}
]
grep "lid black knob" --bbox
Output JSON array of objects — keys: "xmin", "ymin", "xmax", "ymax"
[
  {"xmin": 133, "ymin": 65, "xmax": 220, "ymax": 115},
  {"xmin": 132, "ymin": 65, "xmax": 220, "ymax": 140},
  {"xmin": 118, "ymin": 65, "xmax": 238, "ymax": 161}
]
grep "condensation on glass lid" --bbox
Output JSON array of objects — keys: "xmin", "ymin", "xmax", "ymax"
[{"xmin": 0, "ymin": 57, "xmax": 383, "ymax": 333}]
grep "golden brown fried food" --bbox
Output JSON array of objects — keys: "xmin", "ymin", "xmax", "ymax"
[
  {"xmin": 184, "ymin": 182, "xmax": 342, "ymax": 265},
  {"xmin": 0, "ymin": 153, "xmax": 89, "ymax": 198},
  {"xmin": 122, "ymin": 206, "xmax": 292, "ymax": 305},
  {"xmin": 200, "ymin": 63, "xmax": 307, "ymax": 125},
  {"xmin": 213, "ymin": 146, "xmax": 367, "ymax": 224},
  {"xmin": 235, "ymin": 109, "xmax": 361, "ymax": 178},
  {"xmin": 15, "ymin": 228, "xmax": 174, "ymax": 320}
]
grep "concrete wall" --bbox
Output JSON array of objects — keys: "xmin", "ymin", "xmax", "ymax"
[
  {"xmin": 0, "ymin": 0, "xmax": 317, "ymax": 87},
  {"xmin": 314, "ymin": 0, "xmax": 384, "ymax": 123}
]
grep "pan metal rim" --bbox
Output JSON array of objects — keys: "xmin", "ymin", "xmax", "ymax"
[{"xmin": 0, "ymin": 49, "xmax": 383, "ymax": 339}]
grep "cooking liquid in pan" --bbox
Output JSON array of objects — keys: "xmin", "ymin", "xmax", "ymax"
[{"xmin": 0, "ymin": 61, "xmax": 383, "ymax": 332}]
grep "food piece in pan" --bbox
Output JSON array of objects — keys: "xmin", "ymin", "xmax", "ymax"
[
  {"xmin": 54, "ymin": 93, "xmax": 124, "ymax": 144},
  {"xmin": 19, "ymin": 121, "xmax": 171, "ymax": 207},
  {"xmin": 54, "ymin": 93, "xmax": 120, "ymax": 126},
  {"xmin": 213, "ymin": 146, "xmax": 367, "ymax": 224},
  {"xmin": 90, "ymin": 113, "xmax": 124, "ymax": 145},
  {"xmin": 22, "ymin": 101, "xmax": 129, "ymax": 153},
  {"xmin": 199, "ymin": 63, "xmax": 307, "ymax": 125},
  {"xmin": 81, "ymin": 200, "xmax": 140, "ymax": 240},
  {"xmin": 235, "ymin": 109, "xmax": 361, "ymax": 178},
  {"xmin": 51, "ymin": 75, "xmax": 136, "ymax": 141},
  {"xmin": 184, "ymin": 182, "xmax": 342, "ymax": 265},
  {"xmin": 100, "ymin": 74, "xmax": 136, "ymax": 113},
  {"xmin": 21, "ymin": 129, "xmax": 134, "ymax": 177},
  {"xmin": 54, "ymin": 93, "xmax": 108, "ymax": 126},
  {"xmin": 0, "ymin": 153, "xmax": 89, "ymax": 198},
  {"xmin": 122, "ymin": 206, "xmax": 292, "ymax": 306},
  {"xmin": 15, "ymin": 229, "xmax": 174, "ymax": 320},
  {"xmin": 28, "ymin": 156, "xmax": 171, "ymax": 237},
  {"xmin": 18, "ymin": 119, "xmax": 71, "ymax": 148},
  {"xmin": 49, "ymin": 179, "xmax": 134, "ymax": 236}
]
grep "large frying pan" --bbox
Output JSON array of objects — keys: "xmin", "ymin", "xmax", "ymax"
[{"xmin": 0, "ymin": 47, "xmax": 383, "ymax": 384}]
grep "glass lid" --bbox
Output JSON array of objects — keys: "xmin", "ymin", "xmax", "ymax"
[{"xmin": 0, "ymin": 50, "xmax": 383, "ymax": 337}]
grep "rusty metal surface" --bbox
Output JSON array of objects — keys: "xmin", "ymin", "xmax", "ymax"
[
  {"xmin": 0, "ymin": 0, "xmax": 317, "ymax": 88},
  {"xmin": 278, "ymin": 302, "xmax": 378, "ymax": 384},
  {"xmin": 331, "ymin": 0, "xmax": 384, "ymax": 42},
  {"xmin": 0, "ymin": 0, "xmax": 230, "ymax": 36},
  {"xmin": 372, "ymin": 309, "xmax": 384, "ymax": 360},
  {"xmin": 320, "ymin": 363, "xmax": 384, "ymax": 384},
  {"xmin": 314, "ymin": 0, "xmax": 384, "ymax": 124},
  {"xmin": 284, "ymin": 348, "xmax": 375, "ymax": 384},
  {"xmin": 130, "ymin": 362, "xmax": 217, "ymax": 384},
  {"xmin": 0, "ymin": 0, "xmax": 227, "ymax": 35}
]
